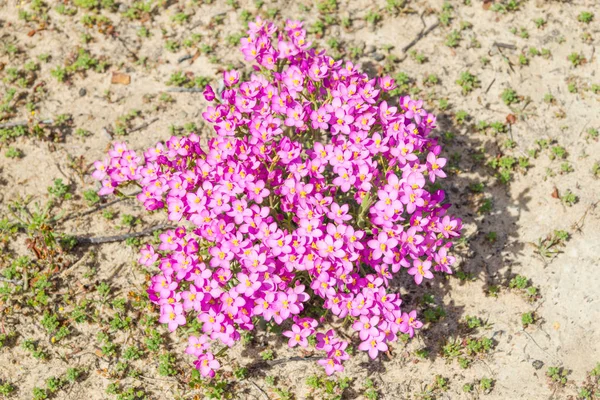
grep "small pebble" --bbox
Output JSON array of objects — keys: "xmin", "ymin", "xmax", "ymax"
[
  {"xmin": 365, "ymin": 45, "xmax": 376, "ymax": 54},
  {"xmin": 532, "ymin": 360, "xmax": 544, "ymax": 370},
  {"xmin": 373, "ymin": 53, "xmax": 385, "ymax": 61},
  {"xmin": 79, "ymin": 88, "xmax": 87, "ymax": 97}
]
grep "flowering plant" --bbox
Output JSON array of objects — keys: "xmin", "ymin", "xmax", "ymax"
[{"xmin": 93, "ymin": 17, "xmax": 461, "ymax": 377}]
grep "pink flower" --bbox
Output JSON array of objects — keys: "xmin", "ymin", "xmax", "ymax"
[
  {"xmin": 379, "ymin": 76, "xmax": 396, "ymax": 92},
  {"xmin": 93, "ymin": 16, "xmax": 463, "ymax": 376},
  {"xmin": 284, "ymin": 104, "xmax": 306, "ymax": 128},
  {"xmin": 367, "ymin": 232, "xmax": 398, "ymax": 260},
  {"xmin": 318, "ymin": 358, "xmax": 344, "ymax": 375},
  {"xmin": 358, "ymin": 333, "xmax": 388, "ymax": 359},
  {"xmin": 185, "ymin": 335, "xmax": 209, "ymax": 357},
  {"xmin": 194, "ymin": 352, "xmax": 220, "ymax": 378},
  {"xmin": 407, "ymin": 259, "xmax": 434, "ymax": 285},
  {"xmin": 399, "ymin": 310, "xmax": 423, "ymax": 337},
  {"xmin": 426, "ymin": 152, "xmax": 447, "ymax": 183},
  {"xmin": 224, "ymin": 70, "xmax": 240, "ymax": 87},
  {"xmin": 159, "ymin": 303, "xmax": 186, "ymax": 332},
  {"xmin": 282, "ymin": 323, "xmax": 310, "ymax": 348},
  {"xmin": 352, "ymin": 315, "xmax": 380, "ymax": 341},
  {"xmin": 439, "ymin": 215, "xmax": 461, "ymax": 238}
]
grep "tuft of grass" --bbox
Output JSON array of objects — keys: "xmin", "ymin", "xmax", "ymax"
[
  {"xmin": 456, "ymin": 71, "xmax": 479, "ymax": 95},
  {"xmin": 501, "ymin": 88, "xmax": 519, "ymax": 106},
  {"xmin": 577, "ymin": 11, "xmax": 594, "ymax": 24}
]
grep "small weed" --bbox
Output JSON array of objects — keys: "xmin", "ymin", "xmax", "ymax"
[
  {"xmin": 568, "ymin": 52, "xmax": 585, "ymax": 67},
  {"xmin": 501, "ymin": 88, "xmax": 519, "ymax": 106},
  {"xmin": 260, "ymin": 349, "xmax": 275, "ymax": 361},
  {"xmin": 546, "ymin": 366, "xmax": 569, "ymax": 386},
  {"xmin": 445, "ymin": 30, "xmax": 461, "ymax": 48},
  {"xmin": 561, "ymin": 190, "xmax": 578, "ymax": 207},
  {"xmin": 534, "ymin": 18, "xmax": 546, "ymax": 29},
  {"xmin": 521, "ymin": 311, "xmax": 535, "ymax": 328},
  {"xmin": 577, "ymin": 11, "xmax": 594, "ymax": 24}
]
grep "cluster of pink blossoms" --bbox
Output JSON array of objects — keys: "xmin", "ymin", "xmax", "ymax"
[{"xmin": 93, "ymin": 18, "xmax": 461, "ymax": 378}]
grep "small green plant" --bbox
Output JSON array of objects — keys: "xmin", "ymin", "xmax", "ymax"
[
  {"xmin": 365, "ymin": 11, "xmax": 381, "ymax": 26},
  {"xmin": 534, "ymin": 230, "xmax": 569, "ymax": 260},
  {"xmin": 455, "ymin": 110, "xmax": 469, "ymax": 124},
  {"xmin": 65, "ymin": 368, "xmax": 82, "ymax": 383},
  {"xmin": 521, "ymin": 311, "xmax": 535, "ymax": 327},
  {"xmin": 424, "ymin": 74, "xmax": 439, "ymax": 86},
  {"xmin": 363, "ymin": 378, "xmax": 378, "ymax": 400},
  {"xmin": 533, "ymin": 17, "xmax": 546, "ymax": 29},
  {"xmin": 260, "ymin": 349, "xmax": 275, "ymax": 361},
  {"xmin": 577, "ymin": 11, "xmax": 594, "ymax": 24},
  {"xmin": 435, "ymin": 375, "xmax": 449, "ymax": 391},
  {"xmin": 409, "ymin": 50, "xmax": 427, "ymax": 64},
  {"xmin": 561, "ymin": 189, "xmax": 578, "ymax": 207},
  {"xmin": 546, "ymin": 366, "xmax": 569, "ymax": 386},
  {"xmin": 544, "ymin": 93, "xmax": 556, "ymax": 104},
  {"xmin": 33, "ymin": 386, "xmax": 48, "ymax": 400},
  {"xmin": 593, "ymin": 162, "xmax": 600, "ymax": 178},
  {"xmin": 445, "ymin": 30, "xmax": 461, "ymax": 48},
  {"xmin": 568, "ymin": 52, "xmax": 585, "ymax": 67},
  {"xmin": 83, "ymin": 189, "xmax": 100, "ymax": 205},
  {"xmin": 439, "ymin": 2, "xmax": 453, "ymax": 26},
  {"xmin": 478, "ymin": 198, "xmax": 493, "ymax": 214},
  {"xmin": 464, "ymin": 315, "xmax": 483, "ymax": 329},
  {"xmin": 480, "ymin": 377, "xmax": 494, "ymax": 393},
  {"xmin": 519, "ymin": 54, "xmax": 529, "ymax": 66},
  {"xmin": 501, "ymin": 88, "xmax": 519, "ymax": 106},
  {"xmin": 158, "ymin": 353, "xmax": 177, "ymax": 376},
  {"xmin": 5, "ymin": 147, "xmax": 23, "ymax": 159}
]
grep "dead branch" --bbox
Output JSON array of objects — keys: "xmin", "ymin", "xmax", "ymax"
[
  {"xmin": 0, "ymin": 119, "xmax": 54, "ymax": 129},
  {"xmin": 128, "ymin": 117, "xmax": 159, "ymax": 134},
  {"xmin": 166, "ymin": 87, "xmax": 204, "ymax": 93},
  {"xmin": 74, "ymin": 223, "xmax": 176, "ymax": 245}
]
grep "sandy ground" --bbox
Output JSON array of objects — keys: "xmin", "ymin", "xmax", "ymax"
[{"xmin": 1, "ymin": 0, "xmax": 599, "ymax": 399}]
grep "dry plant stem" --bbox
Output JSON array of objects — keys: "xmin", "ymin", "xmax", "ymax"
[
  {"xmin": 61, "ymin": 191, "xmax": 142, "ymax": 222},
  {"xmin": 74, "ymin": 223, "xmax": 176, "ymax": 244},
  {"xmin": 266, "ymin": 355, "xmax": 321, "ymax": 366},
  {"xmin": 0, "ymin": 277, "xmax": 23, "ymax": 285},
  {"xmin": 166, "ymin": 87, "xmax": 205, "ymax": 93},
  {"xmin": 0, "ymin": 119, "xmax": 54, "ymax": 129},
  {"xmin": 402, "ymin": 21, "xmax": 440, "ymax": 54},
  {"xmin": 249, "ymin": 380, "xmax": 269, "ymax": 400},
  {"xmin": 493, "ymin": 42, "xmax": 517, "ymax": 50},
  {"xmin": 128, "ymin": 117, "xmax": 159, "ymax": 134}
]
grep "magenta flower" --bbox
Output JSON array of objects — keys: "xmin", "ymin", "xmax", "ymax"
[
  {"xmin": 439, "ymin": 215, "xmax": 461, "ymax": 238},
  {"xmin": 284, "ymin": 104, "xmax": 306, "ymax": 128},
  {"xmin": 379, "ymin": 76, "xmax": 396, "ymax": 92},
  {"xmin": 331, "ymin": 108, "xmax": 354, "ymax": 135},
  {"xmin": 195, "ymin": 352, "xmax": 220, "ymax": 378},
  {"xmin": 352, "ymin": 315, "xmax": 380, "ymax": 341},
  {"xmin": 235, "ymin": 272, "xmax": 261, "ymax": 296},
  {"xmin": 185, "ymin": 335, "xmax": 209, "ymax": 357},
  {"xmin": 159, "ymin": 303, "xmax": 186, "ymax": 332},
  {"xmin": 224, "ymin": 70, "xmax": 240, "ymax": 87},
  {"xmin": 310, "ymin": 106, "xmax": 331, "ymax": 130},
  {"xmin": 399, "ymin": 310, "xmax": 423, "ymax": 337},
  {"xmin": 358, "ymin": 333, "xmax": 388, "ymax": 359},
  {"xmin": 282, "ymin": 323, "xmax": 311, "ymax": 348},
  {"xmin": 318, "ymin": 358, "xmax": 344, "ymax": 375},
  {"xmin": 93, "ymin": 16, "xmax": 461, "ymax": 376},
  {"xmin": 407, "ymin": 260, "xmax": 434, "ymax": 285},
  {"xmin": 434, "ymin": 246, "xmax": 456, "ymax": 273},
  {"xmin": 367, "ymin": 232, "xmax": 398, "ymax": 260},
  {"xmin": 426, "ymin": 152, "xmax": 447, "ymax": 183}
]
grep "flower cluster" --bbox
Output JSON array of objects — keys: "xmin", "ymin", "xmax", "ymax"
[{"xmin": 93, "ymin": 17, "xmax": 461, "ymax": 377}]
